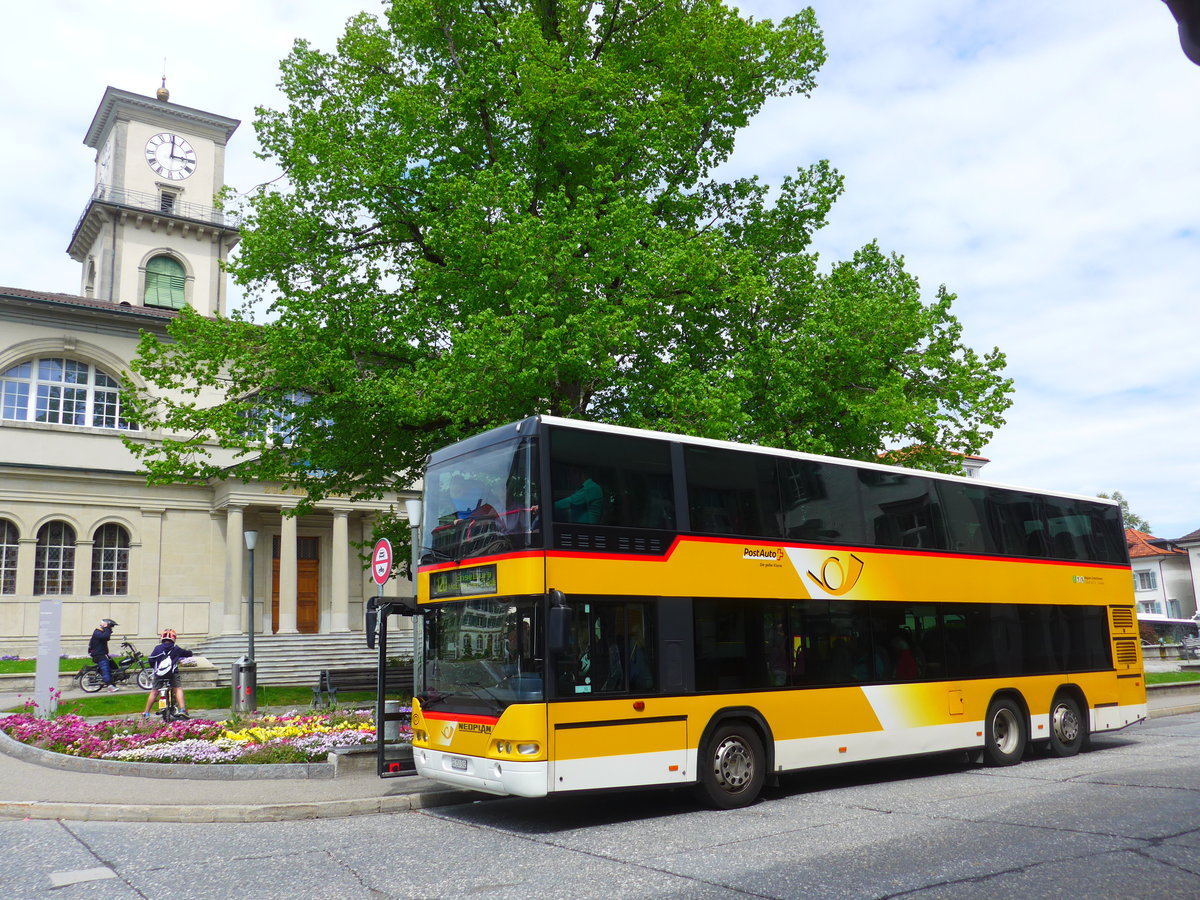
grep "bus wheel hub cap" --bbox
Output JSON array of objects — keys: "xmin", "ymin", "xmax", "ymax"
[
  {"xmin": 1053, "ymin": 705, "xmax": 1079, "ymax": 743},
  {"xmin": 714, "ymin": 737, "xmax": 752, "ymax": 790}
]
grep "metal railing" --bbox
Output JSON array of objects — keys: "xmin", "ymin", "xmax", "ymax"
[{"xmin": 78, "ymin": 184, "xmax": 242, "ymax": 230}]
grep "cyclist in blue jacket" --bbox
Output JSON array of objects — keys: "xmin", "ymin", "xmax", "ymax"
[{"xmin": 142, "ymin": 629, "xmax": 193, "ymax": 719}]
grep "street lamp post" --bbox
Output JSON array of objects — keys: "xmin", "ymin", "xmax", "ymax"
[
  {"xmin": 403, "ymin": 499, "xmax": 422, "ymax": 696},
  {"xmin": 234, "ymin": 530, "xmax": 259, "ymax": 713},
  {"xmin": 403, "ymin": 499, "xmax": 422, "ymax": 599},
  {"xmin": 244, "ymin": 530, "xmax": 258, "ymax": 661}
]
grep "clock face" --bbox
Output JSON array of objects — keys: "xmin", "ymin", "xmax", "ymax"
[
  {"xmin": 145, "ymin": 132, "xmax": 197, "ymax": 180},
  {"xmin": 97, "ymin": 140, "xmax": 111, "ymax": 183}
]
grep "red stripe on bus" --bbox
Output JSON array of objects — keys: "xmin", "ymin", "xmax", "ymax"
[
  {"xmin": 420, "ymin": 710, "xmax": 500, "ymax": 725},
  {"xmin": 418, "ymin": 535, "xmax": 1130, "ymax": 572}
]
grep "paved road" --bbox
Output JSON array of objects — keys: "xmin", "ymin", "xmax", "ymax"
[{"xmin": 2, "ymin": 712, "xmax": 1197, "ymax": 899}]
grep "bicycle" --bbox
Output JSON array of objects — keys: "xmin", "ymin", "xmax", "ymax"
[
  {"xmin": 149, "ymin": 679, "xmax": 189, "ymax": 722},
  {"xmin": 75, "ymin": 640, "xmax": 154, "ymax": 693}
]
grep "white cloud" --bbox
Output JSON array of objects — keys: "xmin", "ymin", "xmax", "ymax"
[{"xmin": 1, "ymin": 0, "xmax": 1197, "ymax": 537}]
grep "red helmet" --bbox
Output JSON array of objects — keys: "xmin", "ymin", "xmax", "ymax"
[{"xmin": 160, "ymin": 628, "xmax": 177, "ymax": 642}]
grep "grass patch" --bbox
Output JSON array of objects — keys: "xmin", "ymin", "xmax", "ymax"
[
  {"xmin": 0, "ymin": 658, "xmax": 90, "ymax": 675},
  {"xmin": 1146, "ymin": 671, "xmax": 1200, "ymax": 684},
  {"xmin": 4, "ymin": 686, "xmax": 383, "ymax": 717}
]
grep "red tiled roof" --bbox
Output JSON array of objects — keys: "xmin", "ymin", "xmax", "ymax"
[{"xmin": 1126, "ymin": 528, "xmax": 1186, "ymax": 558}]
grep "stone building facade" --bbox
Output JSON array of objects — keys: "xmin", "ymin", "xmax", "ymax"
[{"xmin": 0, "ymin": 86, "xmax": 414, "ymax": 656}]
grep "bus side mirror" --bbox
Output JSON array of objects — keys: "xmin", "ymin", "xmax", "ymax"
[{"xmin": 547, "ymin": 595, "xmax": 571, "ymax": 655}]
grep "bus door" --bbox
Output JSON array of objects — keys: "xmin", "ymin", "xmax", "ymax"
[{"xmin": 548, "ymin": 600, "xmax": 689, "ymax": 791}]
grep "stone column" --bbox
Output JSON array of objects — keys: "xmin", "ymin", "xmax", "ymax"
[
  {"xmin": 73, "ymin": 540, "xmax": 93, "ymax": 600},
  {"xmin": 224, "ymin": 505, "xmax": 245, "ymax": 634},
  {"xmin": 277, "ymin": 513, "xmax": 299, "ymax": 633},
  {"xmin": 330, "ymin": 509, "xmax": 351, "ymax": 632},
  {"xmin": 16, "ymin": 538, "xmax": 36, "ymax": 596}
]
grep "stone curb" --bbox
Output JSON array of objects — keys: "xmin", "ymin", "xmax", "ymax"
[
  {"xmin": 0, "ymin": 788, "xmax": 472, "ymax": 823},
  {"xmin": 1147, "ymin": 681, "xmax": 1200, "ymax": 718},
  {"xmin": 0, "ymin": 728, "xmax": 334, "ymax": 780}
]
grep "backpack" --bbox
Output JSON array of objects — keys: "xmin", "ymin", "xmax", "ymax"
[{"xmin": 154, "ymin": 654, "xmax": 175, "ymax": 676}]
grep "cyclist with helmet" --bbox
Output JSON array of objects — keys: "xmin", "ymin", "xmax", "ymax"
[
  {"xmin": 88, "ymin": 618, "xmax": 120, "ymax": 692},
  {"xmin": 142, "ymin": 628, "xmax": 194, "ymax": 719}
]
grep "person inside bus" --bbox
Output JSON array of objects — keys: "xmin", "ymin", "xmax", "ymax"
[
  {"xmin": 852, "ymin": 635, "xmax": 889, "ymax": 682},
  {"xmin": 890, "ymin": 635, "xmax": 919, "ymax": 680},
  {"xmin": 628, "ymin": 619, "xmax": 653, "ymax": 692},
  {"xmin": 553, "ymin": 472, "xmax": 605, "ymax": 524},
  {"xmin": 766, "ymin": 621, "xmax": 789, "ymax": 686}
]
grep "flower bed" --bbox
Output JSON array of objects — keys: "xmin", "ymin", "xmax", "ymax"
[{"xmin": 0, "ymin": 708, "xmax": 411, "ymax": 764}]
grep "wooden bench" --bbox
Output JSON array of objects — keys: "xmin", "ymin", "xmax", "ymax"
[{"xmin": 313, "ymin": 666, "xmax": 415, "ymax": 706}]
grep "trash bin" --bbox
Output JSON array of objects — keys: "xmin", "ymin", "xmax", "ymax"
[
  {"xmin": 383, "ymin": 699, "xmax": 400, "ymax": 742},
  {"xmin": 232, "ymin": 656, "xmax": 257, "ymax": 714}
]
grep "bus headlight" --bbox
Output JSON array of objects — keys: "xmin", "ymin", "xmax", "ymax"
[{"xmin": 517, "ymin": 742, "xmax": 539, "ymax": 756}]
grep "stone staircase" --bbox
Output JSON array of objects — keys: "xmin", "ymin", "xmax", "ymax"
[{"xmin": 193, "ymin": 631, "xmax": 416, "ymax": 687}]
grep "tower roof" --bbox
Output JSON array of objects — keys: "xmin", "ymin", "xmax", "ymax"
[{"xmin": 83, "ymin": 86, "xmax": 240, "ymax": 149}]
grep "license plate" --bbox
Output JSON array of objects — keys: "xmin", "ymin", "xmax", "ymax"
[{"xmin": 450, "ymin": 756, "xmax": 468, "ymax": 772}]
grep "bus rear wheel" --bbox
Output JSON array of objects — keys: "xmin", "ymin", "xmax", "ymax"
[
  {"xmin": 1048, "ymin": 694, "xmax": 1087, "ymax": 757},
  {"xmin": 983, "ymin": 696, "xmax": 1026, "ymax": 766},
  {"xmin": 696, "ymin": 723, "xmax": 765, "ymax": 809}
]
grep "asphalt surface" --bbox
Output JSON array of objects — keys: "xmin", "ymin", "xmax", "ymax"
[{"xmin": 1, "ymin": 658, "xmax": 1195, "ymax": 823}]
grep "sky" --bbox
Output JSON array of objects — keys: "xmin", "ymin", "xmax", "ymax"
[{"xmin": 1, "ymin": 1, "xmax": 1197, "ymax": 538}]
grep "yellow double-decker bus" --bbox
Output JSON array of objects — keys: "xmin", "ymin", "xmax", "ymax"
[{"xmin": 407, "ymin": 416, "xmax": 1146, "ymax": 808}]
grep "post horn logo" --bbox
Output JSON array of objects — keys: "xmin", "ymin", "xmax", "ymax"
[{"xmin": 806, "ymin": 553, "xmax": 865, "ymax": 596}]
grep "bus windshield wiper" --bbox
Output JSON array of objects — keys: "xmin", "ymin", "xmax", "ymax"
[
  {"xmin": 420, "ymin": 545, "xmax": 455, "ymax": 563},
  {"xmin": 462, "ymin": 682, "xmax": 505, "ymax": 716},
  {"xmin": 419, "ymin": 689, "xmax": 448, "ymax": 709}
]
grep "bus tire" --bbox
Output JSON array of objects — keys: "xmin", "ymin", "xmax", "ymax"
[
  {"xmin": 1048, "ymin": 693, "xmax": 1087, "ymax": 757},
  {"xmin": 983, "ymin": 696, "xmax": 1026, "ymax": 766},
  {"xmin": 695, "ymin": 723, "xmax": 765, "ymax": 809}
]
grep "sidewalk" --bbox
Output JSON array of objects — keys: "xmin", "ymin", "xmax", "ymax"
[{"xmin": 0, "ymin": 685, "xmax": 472, "ymax": 823}]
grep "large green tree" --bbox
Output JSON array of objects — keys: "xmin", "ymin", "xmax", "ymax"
[
  {"xmin": 1097, "ymin": 491, "xmax": 1151, "ymax": 533},
  {"xmin": 125, "ymin": 0, "xmax": 1012, "ymax": 509}
]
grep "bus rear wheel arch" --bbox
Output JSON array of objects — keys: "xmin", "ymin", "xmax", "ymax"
[
  {"xmin": 695, "ymin": 720, "xmax": 767, "ymax": 809},
  {"xmin": 983, "ymin": 694, "xmax": 1028, "ymax": 766},
  {"xmin": 1048, "ymin": 690, "xmax": 1089, "ymax": 757}
]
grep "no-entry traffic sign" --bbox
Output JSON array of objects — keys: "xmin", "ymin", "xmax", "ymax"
[{"xmin": 371, "ymin": 538, "xmax": 393, "ymax": 586}]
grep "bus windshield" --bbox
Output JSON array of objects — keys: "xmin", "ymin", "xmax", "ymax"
[
  {"xmin": 421, "ymin": 436, "xmax": 540, "ymax": 564},
  {"xmin": 422, "ymin": 597, "xmax": 544, "ymax": 716}
]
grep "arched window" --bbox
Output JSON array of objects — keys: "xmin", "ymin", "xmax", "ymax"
[
  {"xmin": 0, "ymin": 358, "xmax": 135, "ymax": 430},
  {"xmin": 0, "ymin": 519, "xmax": 17, "ymax": 595},
  {"xmin": 144, "ymin": 255, "xmax": 186, "ymax": 309},
  {"xmin": 34, "ymin": 522, "xmax": 75, "ymax": 595},
  {"xmin": 91, "ymin": 524, "xmax": 130, "ymax": 596}
]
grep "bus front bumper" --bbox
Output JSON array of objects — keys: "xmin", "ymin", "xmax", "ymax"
[{"xmin": 413, "ymin": 746, "xmax": 548, "ymax": 798}]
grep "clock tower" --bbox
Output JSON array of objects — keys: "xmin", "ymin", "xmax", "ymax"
[{"xmin": 67, "ymin": 84, "xmax": 241, "ymax": 316}]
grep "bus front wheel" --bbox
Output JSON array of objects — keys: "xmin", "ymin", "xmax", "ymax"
[
  {"xmin": 983, "ymin": 696, "xmax": 1027, "ymax": 766},
  {"xmin": 696, "ymin": 723, "xmax": 765, "ymax": 809},
  {"xmin": 1048, "ymin": 693, "xmax": 1087, "ymax": 757}
]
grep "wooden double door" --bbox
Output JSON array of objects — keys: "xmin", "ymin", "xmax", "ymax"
[{"xmin": 272, "ymin": 535, "xmax": 320, "ymax": 634}]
